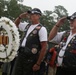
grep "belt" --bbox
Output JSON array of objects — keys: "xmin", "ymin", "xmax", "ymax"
[
  {"xmin": 18, "ymin": 47, "xmax": 39, "ymax": 57},
  {"xmin": 18, "ymin": 47, "xmax": 33, "ymax": 55}
]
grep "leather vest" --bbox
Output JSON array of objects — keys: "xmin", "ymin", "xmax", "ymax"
[
  {"xmin": 25, "ymin": 24, "xmax": 42, "ymax": 51},
  {"xmin": 56, "ymin": 31, "xmax": 76, "ymax": 67},
  {"xmin": 20, "ymin": 24, "xmax": 42, "ymax": 55}
]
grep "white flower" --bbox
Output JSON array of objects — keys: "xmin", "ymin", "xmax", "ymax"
[
  {"xmin": 0, "ymin": 17, "xmax": 20, "ymax": 62},
  {"xmin": 0, "ymin": 44, "xmax": 5, "ymax": 51}
]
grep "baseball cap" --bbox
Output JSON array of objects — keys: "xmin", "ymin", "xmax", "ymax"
[
  {"xmin": 27, "ymin": 8, "xmax": 42, "ymax": 16},
  {"xmin": 67, "ymin": 12, "xmax": 76, "ymax": 20}
]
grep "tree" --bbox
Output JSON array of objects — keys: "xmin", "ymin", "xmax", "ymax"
[
  {"xmin": 0, "ymin": 1, "xmax": 70, "ymax": 33},
  {"xmin": 0, "ymin": 0, "xmax": 31, "ymax": 20},
  {"xmin": 53, "ymin": 5, "xmax": 70, "ymax": 31},
  {"xmin": 7, "ymin": 0, "xmax": 31, "ymax": 20},
  {"xmin": 7, "ymin": 0, "xmax": 21, "ymax": 19},
  {"xmin": 54, "ymin": 5, "xmax": 68, "ymax": 19},
  {"xmin": 0, "ymin": 0, "xmax": 7, "ymax": 17},
  {"xmin": 40, "ymin": 10, "xmax": 56, "ymax": 35},
  {"xmin": 40, "ymin": 5, "xmax": 69, "ymax": 35}
]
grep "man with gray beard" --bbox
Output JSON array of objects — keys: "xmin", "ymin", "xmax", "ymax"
[{"xmin": 48, "ymin": 12, "xmax": 76, "ymax": 75}]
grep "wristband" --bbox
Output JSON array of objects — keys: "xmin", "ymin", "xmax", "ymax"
[
  {"xmin": 18, "ymin": 16, "xmax": 22, "ymax": 19},
  {"xmin": 55, "ymin": 25, "xmax": 60, "ymax": 27},
  {"xmin": 36, "ymin": 63, "xmax": 40, "ymax": 66}
]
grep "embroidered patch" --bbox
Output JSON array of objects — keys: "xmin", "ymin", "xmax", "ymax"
[
  {"xmin": 30, "ymin": 34, "xmax": 33, "ymax": 36},
  {"xmin": 32, "ymin": 30, "xmax": 37, "ymax": 34},
  {"xmin": 31, "ymin": 48, "xmax": 37, "ymax": 54},
  {"xmin": 68, "ymin": 44, "xmax": 71, "ymax": 47},
  {"xmin": 73, "ymin": 37, "xmax": 75, "ymax": 39}
]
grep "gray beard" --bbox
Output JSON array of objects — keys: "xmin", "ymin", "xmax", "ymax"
[{"xmin": 70, "ymin": 26, "xmax": 74, "ymax": 30}]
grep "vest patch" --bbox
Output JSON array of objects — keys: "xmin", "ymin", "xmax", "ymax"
[{"xmin": 56, "ymin": 31, "xmax": 76, "ymax": 67}]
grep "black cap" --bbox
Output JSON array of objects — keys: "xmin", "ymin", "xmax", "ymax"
[
  {"xmin": 67, "ymin": 12, "xmax": 76, "ymax": 20},
  {"xmin": 27, "ymin": 8, "xmax": 42, "ymax": 16}
]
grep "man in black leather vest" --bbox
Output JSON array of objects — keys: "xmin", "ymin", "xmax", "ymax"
[
  {"xmin": 48, "ymin": 12, "xmax": 76, "ymax": 75},
  {"xmin": 12, "ymin": 8, "xmax": 47, "ymax": 75}
]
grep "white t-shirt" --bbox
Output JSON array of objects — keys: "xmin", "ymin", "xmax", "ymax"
[
  {"xmin": 50, "ymin": 31, "xmax": 66, "ymax": 44},
  {"xmin": 19, "ymin": 22, "xmax": 47, "ymax": 47}
]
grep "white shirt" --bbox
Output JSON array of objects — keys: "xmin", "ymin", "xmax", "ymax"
[
  {"xmin": 50, "ymin": 31, "xmax": 66, "ymax": 44},
  {"xmin": 51, "ymin": 31, "xmax": 76, "ymax": 66},
  {"xmin": 19, "ymin": 22, "xmax": 47, "ymax": 47}
]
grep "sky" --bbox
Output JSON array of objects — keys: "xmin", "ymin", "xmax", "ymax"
[{"xmin": 22, "ymin": 0, "xmax": 76, "ymax": 15}]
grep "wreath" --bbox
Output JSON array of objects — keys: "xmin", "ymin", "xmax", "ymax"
[{"xmin": 0, "ymin": 17, "xmax": 20, "ymax": 62}]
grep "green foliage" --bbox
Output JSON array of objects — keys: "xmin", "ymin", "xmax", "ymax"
[
  {"xmin": 53, "ymin": 5, "xmax": 70, "ymax": 31},
  {"xmin": 40, "ymin": 10, "xmax": 56, "ymax": 35},
  {"xmin": 0, "ymin": 0, "xmax": 6, "ymax": 17},
  {"xmin": 0, "ymin": 0, "xmax": 31, "ymax": 20},
  {"xmin": 7, "ymin": 0, "xmax": 21, "ymax": 19},
  {"xmin": 0, "ymin": 0, "xmax": 70, "ymax": 35},
  {"xmin": 40, "ymin": 5, "xmax": 69, "ymax": 35}
]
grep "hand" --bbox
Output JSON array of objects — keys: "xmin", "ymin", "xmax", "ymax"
[
  {"xmin": 56, "ymin": 17, "xmax": 66, "ymax": 27},
  {"xmin": 32, "ymin": 64, "xmax": 40, "ymax": 71},
  {"xmin": 19, "ymin": 12, "xmax": 29, "ymax": 19}
]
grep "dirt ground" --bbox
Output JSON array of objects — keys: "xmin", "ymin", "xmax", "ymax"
[{"xmin": 48, "ymin": 67, "xmax": 56, "ymax": 75}]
